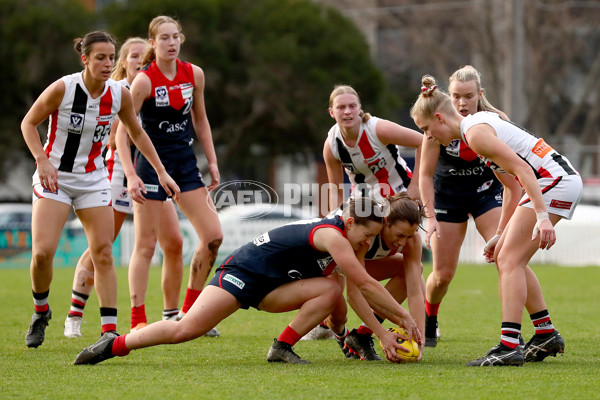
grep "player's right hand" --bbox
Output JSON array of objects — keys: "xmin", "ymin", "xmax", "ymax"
[{"xmin": 37, "ymin": 158, "xmax": 58, "ymax": 193}]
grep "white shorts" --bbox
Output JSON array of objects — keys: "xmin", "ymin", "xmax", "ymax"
[
  {"xmin": 32, "ymin": 168, "xmax": 111, "ymax": 210},
  {"xmin": 110, "ymin": 163, "xmax": 134, "ymax": 214},
  {"xmin": 519, "ymin": 175, "xmax": 583, "ymax": 220}
]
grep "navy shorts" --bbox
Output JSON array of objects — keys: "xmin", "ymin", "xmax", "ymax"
[
  {"xmin": 135, "ymin": 145, "xmax": 204, "ymax": 201},
  {"xmin": 208, "ymin": 264, "xmax": 286, "ymax": 310},
  {"xmin": 434, "ymin": 185, "xmax": 503, "ymax": 223}
]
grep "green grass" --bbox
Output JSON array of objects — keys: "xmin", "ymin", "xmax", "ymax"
[{"xmin": 1, "ymin": 263, "xmax": 599, "ymax": 399}]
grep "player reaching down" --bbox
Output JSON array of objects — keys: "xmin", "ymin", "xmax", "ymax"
[
  {"xmin": 74, "ymin": 197, "xmax": 421, "ymax": 365},
  {"xmin": 410, "ymin": 74, "xmax": 582, "ymax": 366}
]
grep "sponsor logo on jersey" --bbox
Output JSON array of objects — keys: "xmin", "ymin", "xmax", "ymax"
[
  {"xmin": 434, "ymin": 208, "xmax": 448, "ymax": 214},
  {"xmin": 115, "ymin": 199, "xmax": 130, "ymax": 207},
  {"xmin": 96, "ymin": 115, "xmax": 113, "ymax": 123},
  {"xmin": 449, "ymin": 166, "xmax": 486, "ymax": 177},
  {"xmin": 316, "ymin": 256, "xmax": 334, "ymax": 271},
  {"xmin": 159, "ymin": 119, "xmax": 189, "ymax": 134},
  {"xmin": 180, "ymin": 83, "xmax": 193, "ymax": 99},
  {"xmin": 532, "ymin": 138, "xmax": 553, "ymax": 158},
  {"xmin": 68, "ymin": 113, "xmax": 85, "ymax": 135},
  {"xmin": 223, "ymin": 274, "xmax": 245, "ymax": 289},
  {"xmin": 155, "ymin": 86, "xmax": 169, "ymax": 107},
  {"xmin": 144, "ymin": 184, "xmax": 159, "ymax": 193},
  {"xmin": 253, "ymin": 232, "xmax": 270, "ymax": 246}
]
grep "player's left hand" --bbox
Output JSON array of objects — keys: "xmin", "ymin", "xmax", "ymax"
[
  {"xmin": 533, "ymin": 217, "xmax": 555, "ymax": 250},
  {"xmin": 158, "ymin": 172, "xmax": 181, "ymax": 202},
  {"xmin": 207, "ymin": 163, "xmax": 220, "ymax": 191},
  {"xmin": 380, "ymin": 329, "xmax": 407, "ymax": 363}
]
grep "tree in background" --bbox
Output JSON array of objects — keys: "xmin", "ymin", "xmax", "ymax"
[
  {"xmin": 102, "ymin": 0, "xmax": 389, "ymax": 183},
  {"xmin": 0, "ymin": 0, "xmax": 95, "ymax": 180}
]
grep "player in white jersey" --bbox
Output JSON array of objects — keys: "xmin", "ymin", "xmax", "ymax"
[
  {"xmin": 323, "ymin": 85, "xmax": 423, "ymax": 208},
  {"xmin": 411, "ymin": 75, "xmax": 582, "ymax": 366},
  {"xmin": 63, "ymin": 38, "xmax": 186, "ymax": 338},
  {"xmin": 21, "ymin": 31, "xmax": 179, "ymax": 349}
]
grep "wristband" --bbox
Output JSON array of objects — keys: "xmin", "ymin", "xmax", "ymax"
[{"xmin": 536, "ymin": 211, "xmax": 549, "ymax": 222}]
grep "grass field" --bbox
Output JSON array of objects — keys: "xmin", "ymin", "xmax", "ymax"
[{"xmin": 2, "ymin": 263, "xmax": 599, "ymax": 399}]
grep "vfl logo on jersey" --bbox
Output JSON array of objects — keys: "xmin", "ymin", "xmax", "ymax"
[
  {"xmin": 223, "ymin": 274, "xmax": 245, "ymax": 289},
  {"xmin": 253, "ymin": 232, "xmax": 271, "ymax": 246},
  {"xmin": 144, "ymin": 184, "xmax": 159, "ymax": 193},
  {"xmin": 446, "ymin": 139, "xmax": 460, "ymax": 157},
  {"xmin": 342, "ymin": 162, "xmax": 359, "ymax": 174},
  {"xmin": 155, "ymin": 86, "xmax": 170, "ymax": 107},
  {"xmin": 316, "ymin": 256, "xmax": 333, "ymax": 271},
  {"xmin": 68, "ymin": 113, "xmax": 85, "ymax": 135}
]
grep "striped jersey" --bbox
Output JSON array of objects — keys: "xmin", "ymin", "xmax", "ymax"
[
  {"xmin": 224, "ymin": 216, "xmax": 346, "ymax": 280},
  {"xmin": 44, "ymin": 72, "xmax": 122, "ymax": 174},
  {"xmin": 327, "ymin": 116, "xmax": 412, "ymax": 203},
  {"xmin": 460, "ymin": 112, "xmax": 578, "ymax": 179},
  {"xmin": 139, "ymin": 59, "xmax": 195, "ymax": 148}
]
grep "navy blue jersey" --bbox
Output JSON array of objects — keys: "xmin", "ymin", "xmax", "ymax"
[
  {"xmin": 223, "ymin": 216, "xmax": 346, "ymax": 281},
  {"xmin": 139, "ymin": 60, "xmax": 195, "ymax": 148},
  {"xmin": 434, "ymin": 139, "xmax": 502, "ymax": 198}
]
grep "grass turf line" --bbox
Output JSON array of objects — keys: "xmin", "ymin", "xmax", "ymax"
[{"xmin": 1, "ymin": 264, "xmax": 599, "ymax": 399}]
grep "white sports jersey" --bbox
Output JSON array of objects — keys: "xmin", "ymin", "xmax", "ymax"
[
  {"xmin": 44, "ymin": 72, "xmax": 122, "ymax": 174},
  {"xmin": 460, "ymin": 112, "xmax": 578, "ymax": 179},
  {"xmin": 327, "ymin": 116, "xmax": 412, "ymax": 203}
]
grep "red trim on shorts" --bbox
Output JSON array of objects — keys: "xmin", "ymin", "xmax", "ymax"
[
  {"xmin": 518, "ymin": 176, "xmax": 562, "ymax": 206},
  {"xmin": 217, "ymin": 256, "xmax": 235, "ymax": 288}
]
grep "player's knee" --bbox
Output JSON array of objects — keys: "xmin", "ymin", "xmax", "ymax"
[
  {"xmin": 160, "ymin": 233, "xmax": 183, "ymax": 256},
  {"xmin": 31, "ymin": 247, "xmax": 54, "ymax": 268},
  {"xmin": 91, "ymin": 242, "xmax": 113, "ymax": 270}
]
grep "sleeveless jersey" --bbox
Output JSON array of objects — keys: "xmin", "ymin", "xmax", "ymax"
[
  {"xmin": 225, "ymin": 216, "xmax": 346, "ymax": 281},
  {"xmin": 139, "ymin": 59, "xmax": 195, "ymax": 148},
  {"xmin": 44, "ymin": 72, "xmax": 121, "ymax": 174},
  {"xmin": 327, "ymin": 116, "xmax": 412, "ymax": 202},
  {"xmin": 461, "ymin": 112, "xmax": 578, "ymax": 179},
  {"xmin": 327, "ymin": 205, "xmax": 397, "ymax": 260},
  {"xmin": 434, "ymin": 139, "xmax": 501, "ymax": 197},
  {"xmin": 106, "ymin": 78, "xmax": 132, "ymax": 182}
]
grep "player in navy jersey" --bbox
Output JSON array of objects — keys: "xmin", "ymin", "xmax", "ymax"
[
  {"xmin": 419, "ymin": 66, "xmax": 524, "ymax": 347},
  {"xmin": 113, "ymin": 16, "xmax": 223, "ymax": 334},
  {"xmin": 63, "ymin": 38, "xmax": 185, "ymax": 338},
  {"xmin": 411, "ymin": 74, "xmax": 582, "ymax": 366},
  {"xmin": 21, "ymin": 31, "xmax": 179, "ymax": 348},
  {"xmin": 74, "ymin": 197, "xmax": 422, "ymax": 365},
  {"xmin": 323, "ymin": 84, "xmax": 423, "ymax": 208},
  {"xmin": 317, "ymin": 193, "xmax": 427, "ymax": 361}
]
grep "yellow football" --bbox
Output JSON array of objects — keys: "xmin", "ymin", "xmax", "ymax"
[{"xmin": 379, "ymin": 327, "xmax": 420, "ymax": 362}]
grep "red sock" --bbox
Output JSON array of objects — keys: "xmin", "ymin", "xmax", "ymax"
[
  {"xmin": 130, "ymin": 305, "xmax": 147, "ymax": 329},
  {"xmin": 181, "ymin": 288, "xmax": 202, "ymax": 314},
  {"xmin": 425, "ymin": 300, "xmax": 440, "ymax": 317},
  {"xmin": 112, "ymin": 334, "xmax": 131, "ymax": 357},
  {"xmin": 277, "ymin": 326, "xmax": 302, "ymax": 346},
  {"xmin": 357, "ymin": 325, "xmax": 373, "ymax": 336}
]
